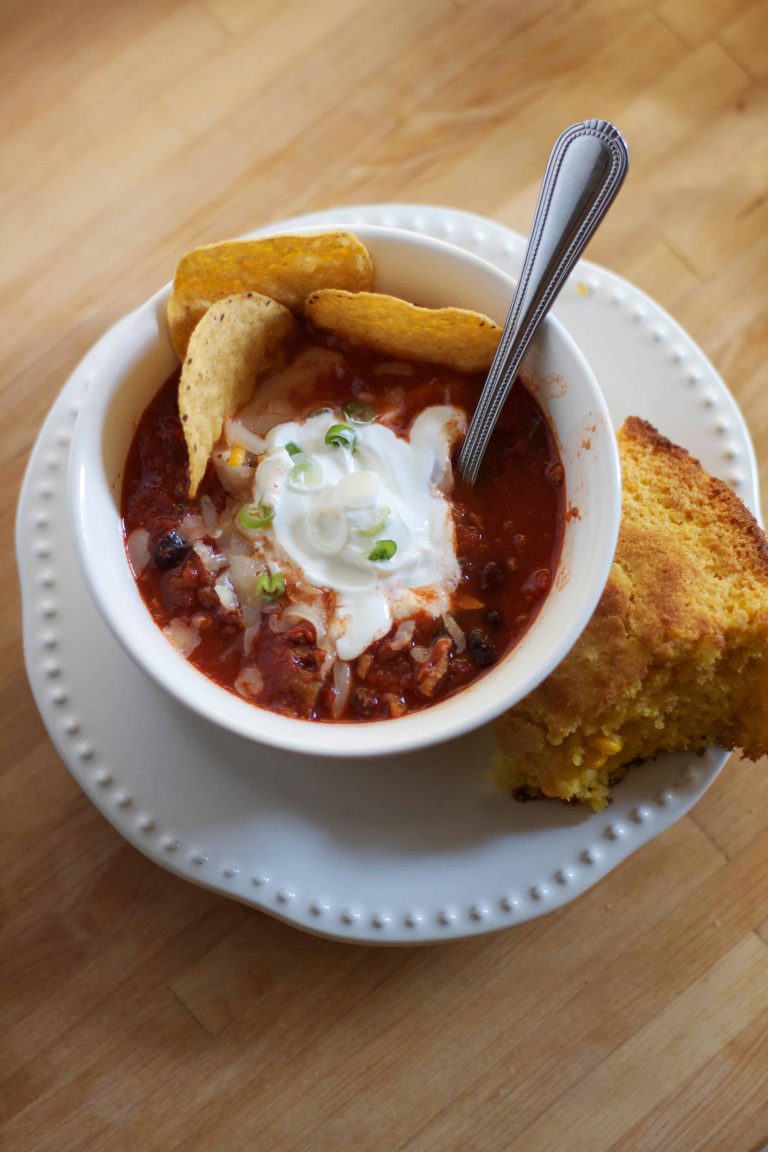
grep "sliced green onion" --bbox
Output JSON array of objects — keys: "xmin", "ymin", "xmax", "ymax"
[
  {"xmin": 285, "ymin": 441, "xmax": 302, "ymax": 457},
  {"xmin": 355, "ymin": 506, "xmax": 391, "ymax": 537},
  {"xmin": 288, "ymin": 455, "xmax": 323, "ymax": 491},
  {"xmin": 342, "ymin": 400, "xmax": 377, "ymax": 424},
  {"xmin": 308, "ymin": 505, "xmax": 347, "ymax": 554},
  {"xmin": 325, "ymin": 423, "xmax": 357, "ymax": 452},
  {"xmin": 368, "ymin": 539, "xmax": 397, "ymax": 562},
  {"xmin": 253, "ymin": 571, "xmax": 286, "ymax": 601},
  {"xmin": 309, "ymin": 406, "xmax": 333, "ymax": 417},
  {"xmin": 238, "ymin": 501, "xmax": 275, "ymax": 531}
]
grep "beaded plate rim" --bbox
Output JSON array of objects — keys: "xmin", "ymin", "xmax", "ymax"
[{"xmin": 16, "ymin": 203, "xmax": 758, "ymax": 944}]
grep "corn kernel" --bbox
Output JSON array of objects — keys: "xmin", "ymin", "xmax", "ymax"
[
  {"xmin": 582, "ymin": 749, "xmax": 606, "ymax": 771},
  {"xmin": 228, "ymin": 444, "xmax": 246, "ymax": 467},
  {"xmin": 454, "ymin": 592, "xmax": 485, "ymax": 611},
  {"xmin": 592, "ymin": 735, "xmax": 623, "ymax": 756}
]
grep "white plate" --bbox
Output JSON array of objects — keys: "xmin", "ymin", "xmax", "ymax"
[{"xmin": 17, "ymin": 204, "xmax": 761, "ymax": 944}]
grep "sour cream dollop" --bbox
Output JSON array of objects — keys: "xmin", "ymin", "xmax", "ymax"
[{"xmin": 250, "ymin": 407, "xmax": 467, "ymax": 660}]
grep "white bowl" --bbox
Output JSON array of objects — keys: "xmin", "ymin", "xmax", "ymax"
[{"xmin": 68, "ymin": 224, "xmax": 621, "ymax": 758}]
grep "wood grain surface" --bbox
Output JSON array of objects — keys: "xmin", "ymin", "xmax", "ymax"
[{"xmin": 3, "ymin": 1, "xmax": 768, "ymax": 1148}]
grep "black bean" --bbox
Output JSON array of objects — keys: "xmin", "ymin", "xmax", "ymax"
[
  {"xmin": 485, "ymin": 609, "xmax": 502, "ymax": 629},
  {"xmin": 480, "ymin": 560, "xmax": 503, "ymax": 591},
  {"xmin": 153, "ymin": 530, "xmax": 188, "ymax": 569},
  {"xmin": 468, "ymin": 628, "xmax": 498, "ymax": 666}
]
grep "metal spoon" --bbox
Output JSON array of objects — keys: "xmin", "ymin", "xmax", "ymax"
[{"xmin": 457, "ymin": 119, "xmax": 629, "ymax": 485}]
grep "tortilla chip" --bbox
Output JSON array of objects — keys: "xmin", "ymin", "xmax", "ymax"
[
  {"xmin": 168, "ymin": 232, "xmax": 373, "ymax": 358},
  {"xmin": 304, "ymin": 290, "xmax": 502, "ymax": 373},
  {"xmin": 179, "ymin": 292, "xmax": 296, "ymax": 497}
]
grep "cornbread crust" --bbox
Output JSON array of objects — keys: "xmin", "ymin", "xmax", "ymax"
[{"xmin": 494, "ymin": 417, "xmax": 768, "ymax": 810}]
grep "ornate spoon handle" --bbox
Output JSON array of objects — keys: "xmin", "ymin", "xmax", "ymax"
[{"xmin": 457, "ymin": 119, "xmax": 629, "ymax": 485}]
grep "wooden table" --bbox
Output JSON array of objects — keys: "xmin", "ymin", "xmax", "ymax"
[{"xmin": 3, "ymin": 1, "xmax": 768, "ymax": 1147}]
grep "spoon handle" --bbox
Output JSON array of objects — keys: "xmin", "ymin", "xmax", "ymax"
[{"xmin": 457, "ymin": 119, "xmax": 629, "ymax": 485}]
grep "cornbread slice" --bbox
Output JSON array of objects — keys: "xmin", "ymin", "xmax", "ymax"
[{"xmin": 494, "ymin": 417, "xmax": 768, "ymax": 810}]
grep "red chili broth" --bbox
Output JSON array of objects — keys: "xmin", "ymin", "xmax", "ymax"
[{"xmin": 122, "ymin": 324, "xmax": 565, "ymax": 722}]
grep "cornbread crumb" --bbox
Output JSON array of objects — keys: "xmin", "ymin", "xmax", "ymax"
[{"xmin": 494, "ymin": 417, "xmax": 768, "ymax": 810}]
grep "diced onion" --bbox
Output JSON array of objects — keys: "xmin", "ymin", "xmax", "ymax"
[
  {"xmin": 331, "ymin": 660, "xmax": 352, "ymax": 718},
  {"xmin": 222, "ymin": 532, "xmax": 252, "ymax": 557},
  {"xmin": 442, "ymin": 612, "xmax": 466, "ymax": 654},
  {"xmin": 228, "ymin": 554, "xmax": 264, "ymax": 602},
  {"xmin": 410, "ymin": 645, "xmax": 431, "ymax": 663},
  {"xmin": 126, "ymin": 528, "xmax": 151, "ymax": 577},
  {"xmin": 225, "ymin": 419, "xmax": 267, "ymax": 456},
  {"xmin": 192, "ymin": 541, "xmax": 228, "ymax": 575},
  {"xmin": 214, "ymin": 571, "xmax": 239, "ymax": 612},
  {"xmin": 390, "ymin": 619, "xmax": 415, "ymax": 651},
  {"xmin": 241, "ymin": 600, "xmax": 263, "ymax": 629},
  {"xmin": 163, "ymin": 618, "xmax": 201, "ymax": 658},
  {"xmin": 235, "ymin": 666, "xmax": 264, "ymax": 700},
  {"xmin": 268, "ymin": 601, "xmax": 327, "ymax": 642},
  {"xmin": 179, "ymin": 513, "xmax": 206, "ymax": 544},
  {"xmin": 219, "ymin": 635, "xmax": 243, "ymax": 662},
  {"xmin": 200, "ymin": 495, "xmax": 218, "ymax": 531},
  {"xmin": 212, "ymin": 451, "xmax": 253, "ymax": 494},
  {"xmin": 285, "ymin": 603, "xmax": 327, "ymax": 642},
  {"xmin": 243, "ymin": 622, "xmax": 261, "ymax": 653}
]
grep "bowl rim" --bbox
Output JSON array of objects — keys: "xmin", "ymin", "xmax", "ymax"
[{"xmin": 67, "ymin": 223, "xmax": 621, "ymax": 758}]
